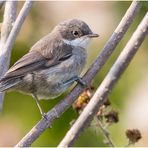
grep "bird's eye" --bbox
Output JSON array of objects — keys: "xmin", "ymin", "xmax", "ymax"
[{"xmin": 72, "ymin": 30, "xmax": 79, "ymax": 37}]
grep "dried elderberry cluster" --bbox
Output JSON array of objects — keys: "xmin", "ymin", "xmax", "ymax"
[{"xmin": 72, "ymin": 86, "xmax": 142, "ymax": 147}]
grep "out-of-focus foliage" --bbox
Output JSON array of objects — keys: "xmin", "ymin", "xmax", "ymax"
[{"xmin": 0, "ymin": 1, "xmax": 147, "ymax": 147}]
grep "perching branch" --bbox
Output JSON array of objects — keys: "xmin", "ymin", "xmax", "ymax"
[
  {"xmin": 0, "ymin": 1, "xmax": 17, "ymax": 111},
  {"xmin": 58, "ymin": 12, "xmax": 148, "ymax": 147},
  {"xmin": 0, "ymin": 0, "xmax": 33, "ymax": 111},
  {"xmin": 15, "ymin": 1, "xmax": 140, "ymax": 147}
]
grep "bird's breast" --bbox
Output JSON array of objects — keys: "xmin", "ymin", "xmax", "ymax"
[
  {"xmin": 46, "ymin": 47, "xmax": 87, "ymax": 83},
  {"xmin": 34, "ymin": 47, "xmax": 87, "ymax": 99}
]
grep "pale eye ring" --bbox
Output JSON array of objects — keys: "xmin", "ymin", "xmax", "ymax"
[{"xmin": 72, "ymin": 30, "xmax": 79, "ymax": 37}]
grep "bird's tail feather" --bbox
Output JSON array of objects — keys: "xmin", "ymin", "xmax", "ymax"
[{"xmin": 0, "ymin": 78, "xmax": 21, "ymax": 92}]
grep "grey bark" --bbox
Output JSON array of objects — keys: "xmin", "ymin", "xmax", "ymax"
[
  {"xmin": 0, "ymin": 0, "xmax": 33, "ymax": 111},
  {"xmin": 0, "ymin": 1, "xmax": 17, "ymax": 111}
]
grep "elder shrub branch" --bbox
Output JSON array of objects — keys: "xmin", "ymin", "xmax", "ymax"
[
  {"xmin": 0, "ymin": 1, "xmax": 17, "ymax": 110},
  {"xmin": 15, "ymin": 1, "xmax": 140, "ymax": 147},
  {"xmin": 0, "ymin": 0, "xmax": 33, "ymax": 111},
  {"xmin": 58, "ymin": 12, "xmax": 148, "ymax": 147}
]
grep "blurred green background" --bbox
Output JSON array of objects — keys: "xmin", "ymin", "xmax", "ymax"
[{"xmin": 0, "ymin": 1, "xmax": 148, "ymax": 147}]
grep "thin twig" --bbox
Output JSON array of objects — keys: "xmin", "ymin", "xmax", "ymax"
[
  {"xmin": 58, "ymin": 12, "xmax": 148, "ymax": 147},
  {"xmin": 15, "ymin": 1, "xmax": 140, "ymax": 147},
  {"xmin": 0, "ymin": 0, "xmax": 33, "ymax": 111},
  {"xmin": 95, "ymin": 117, "xmax": 115, "ymax": 147},
  {"xmin": 0, "ymin": 1, "xmax": 17, "ymax": 111}
]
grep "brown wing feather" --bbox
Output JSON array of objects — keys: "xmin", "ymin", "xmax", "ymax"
[
  {"xmin": 3, "ymin": 51, "xmax": 48, "ymax": 80},
  {"xmin": 2, "ymin": 34, "xmax": 73, "ymax": 81}
]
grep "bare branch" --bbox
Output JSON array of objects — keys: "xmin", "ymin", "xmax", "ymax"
[
  {"xmin": 0, "ymin": 2, "xmax": 17, "ymax": 44},
  {"xmin": 58, "ymin": 12, "xmax": 148, "ymax": 147},
  {"xmin": 0, "ymin": 0, "xmax": 33, "ymax": 111},
  {"xmin": 0, "ymin": 1, "xmax": 17, "ymax": 111},
  {"xmin": 15, "ymin": 1, "xmax": 140, "ymax": 147}
]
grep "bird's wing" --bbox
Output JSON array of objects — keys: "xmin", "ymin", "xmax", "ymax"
[
  {"xmin": 3, "ymin": 51, "xmax": 49, "ymax": 80},
  {"xmin": 1, "ymin": 39, "xmax": 73, "ymax": 81}
]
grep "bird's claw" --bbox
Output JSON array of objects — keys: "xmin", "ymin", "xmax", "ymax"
[
  {"xmin": 42, "ymin": 112, "xmax": 48, "ymax": 120},
  {"xmin": 76, "ymin": 77, "xmax": 87, "ymax": 87}
]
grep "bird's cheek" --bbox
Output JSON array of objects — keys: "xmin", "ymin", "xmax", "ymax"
[{"xmin": 79, "ymin": 38, "xmax": 92, "ymax": 49}]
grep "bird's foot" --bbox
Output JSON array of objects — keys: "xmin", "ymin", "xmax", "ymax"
[
  {"xmin": 63, "ymin": 76, "xmax": 88, "ymax": 88},
  {"xmin": 41, "ymin": 112, "xmax": 48, "ymax": 120},
  {"xmin": 75, "ymin": 76, "xmax": 87, "ymax": 87}
]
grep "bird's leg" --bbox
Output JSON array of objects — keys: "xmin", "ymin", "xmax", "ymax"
[
  {"xmin": 63, "ymin": 76, "xmax": 87, "ymax": 87},
  {"xmin": 75, "ymin": 76, "xmax": 87, "ymax": 87},
  {"xmin": 32, "ymin": 94, "xmax": 47, "ymax": 119}
]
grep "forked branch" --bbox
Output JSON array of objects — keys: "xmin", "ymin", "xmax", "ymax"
[
  {"xmin": 0, "ymin": 0, "xmax": 33, "ymax": 111},
  {"xmin": 0, "ymin": 1, "xmax": 17, "ymax": 110}
]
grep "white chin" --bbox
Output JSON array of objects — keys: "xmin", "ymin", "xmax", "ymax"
[{"xmin": 63, "ymin": 37, "xmax": 91, "ymax": 49}]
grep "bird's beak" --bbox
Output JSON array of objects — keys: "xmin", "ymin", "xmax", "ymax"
[{"xmin": 87, "ymin": 33, "xmax": 99, "ymax": 38}]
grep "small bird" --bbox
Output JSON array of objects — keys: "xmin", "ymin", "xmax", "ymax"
[{"xmin": 0, "ymin": 19, "xmax": 98, "ymax": 118}]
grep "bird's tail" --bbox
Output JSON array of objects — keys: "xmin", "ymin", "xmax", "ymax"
[{"xmin": 0, "ymin": 77, "xmax": 21, "ymax": 92}]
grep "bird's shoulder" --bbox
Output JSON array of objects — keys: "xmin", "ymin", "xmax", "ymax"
[
  {"xmin": 30, "ymin": 33, "xmax": 73, "ymax": 62},
  {"xmin": 2, "ymin": 34, "xmax": 73, "ymax": 80}
]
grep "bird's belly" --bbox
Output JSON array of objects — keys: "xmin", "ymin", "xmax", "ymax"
[
  {"xmin": 35, "ymin": 71, "xmax": 80, "ymax": 99},
  {"xmin": 17, "ymin": 69, "xmax": 75, "ymax": 99},
  {"xmin": 34, "ymin": 53, "xmax": 86, "ymax": 99},
  {"xmin": 36, "ymin": 79, "xmax": 72, "ymax": 100}
]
